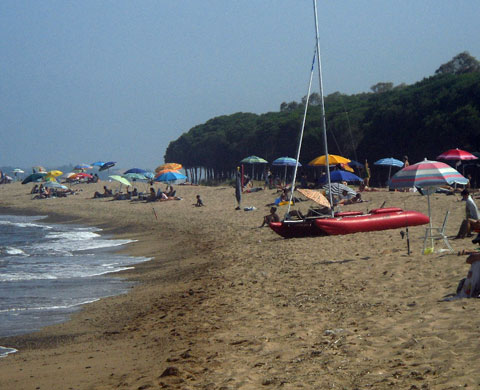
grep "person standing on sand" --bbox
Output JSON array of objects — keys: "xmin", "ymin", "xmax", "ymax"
[
  {"xmin": 403, "ymin": 156, "xmax": 410, "ymax": 168},
  {"xmin": 363, "ymin": 160, "xmax": 371, "ymax": 187}
]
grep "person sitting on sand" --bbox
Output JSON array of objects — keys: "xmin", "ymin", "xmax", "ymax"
[
  {"xmin": 146, "ymin": 187, "xmax": 157, "ymax": 202},
  {"xmin": 30, "ymin": 184, "xmax": 39, "ymax": 194},
  {"xmin": 260, "ymin": 206, "xmax": 280, "ymax": 227},
  {"xmin": 194, "ymin": 194, "xmax": 204, "ymax": 207},
  {"xmin": 93, "ymin": 186, "xmax": 113, "ymax": 198},
  {"xmin": 455, "ymin": 189, "xmax": 480, "ymax": 239}
]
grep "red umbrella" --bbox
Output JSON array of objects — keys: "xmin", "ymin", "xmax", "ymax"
[{"xmin": 437, "ymin": 148, "xmax": 478, "ymax": 161}]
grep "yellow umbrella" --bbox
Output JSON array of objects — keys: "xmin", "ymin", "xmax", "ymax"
[
  {"xmin": 45, "ymin": 170, "xmax": 63, "ymax": 182},
  {"xmin": 47, "ymin": 170, "xmax": 63, "ymax": 177},
  {"xmin": 155, "ymin": 163, "xmax": 182, "ymax": 173},
  {"xmin": 308, "ymin": 154, "xmax": 351, "ymax": 166}
]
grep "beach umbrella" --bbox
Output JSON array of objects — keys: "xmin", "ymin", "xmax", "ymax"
[
  {"xmin": 240, "ymin": 155, "xmax": 268, "ymax": 164},
  {"xmin": 123, "ymin": 172, "xmax": 147, "ymax": 181},
  {"xmin": 437, "ymin": 148, "xmax": 478, "ymax": 175},
  {"xmin": 70, "ymin": 172, "xmax": 93, "ymax": 181},
  {"xmin": 32, "ymin": 166, "xmax": 46, "ymax": 173},
  {"xmin": 154, "ymin": 171, "xmax": 187, "ymax": 182},
  {"xmin": 46, "ymin": 170, "xmax": 63, "ymax": 179},
  {"xmin": 374, "ymin": 157, "xmax": 404, "ymax": 183},
  {"xmin": 109, "ymin": 175, "xmax": 131, "ymax": 187},
  {"xmin": 347, "ymin": 160, "xmax": 363, "ymax": 168},
  {"xmin": 389, "ymin": 159, "xmax": 468, "ymax": 249},
  {"xmin": 124, "ymin": 168, "xmax": 148, "ymax": 175},
  {"xmin": 272, "ymin": 157, "xmax": 302, "ymax": 185},
  {"xmin": 155, "ymin": 168, "xmax": 180, "ymax": 177},
  {"xmin": 74, "ymin": 163, "xmax": 93, "ymax": 170},
  {"xmin": 13, "ymin": 168, "xmax": 24, "ymax": 174},
  {"xmin": 308, "ymin": 154, "xmax": 351, "ymax": 166},
  {"xmin": 44, "ymin": 181, "xmax": 68, "ymax": 190},
  {"xmin": 437, "ymin": 148, "xmax": 478, "ymax": 161},
  {"xmin": 320, "ymin": 170, "xmax": 362, "ymax": 184},
  {"xmin": 143, "ymin": 172, "xmax": 155, "ymax": 180},
  {"xmin": 240, "ymin": 155, "xmax": 268, "ymax": 179},
  {"xmin": 272, "ymin": 157, "xmax": 301, "ymax": 167},
  {"xmin": 155, "ymin": 163, "xmax": 182, "ymax": 173},
  {"xmin": 297, "ymin": 188, "xmax": 331, "ymax": 208},
  {"xmin": 22, "ymin": 172, "xmax": 47, "ymax": 184},
  {"xmin": 91, "ymin": 161, "xmax": 106, "ymax": 167},
  {"xmin": 99, "ymin": 161, "xmax": 116, "ymax": 171}
]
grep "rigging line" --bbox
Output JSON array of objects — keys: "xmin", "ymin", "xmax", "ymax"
[
  {"xmin": 286, "ymin": 44, "xmax": 317, "ymax": 217},
  {"xmin": 313, "ymin": 0, "xmax": 334, "ymax": 215},
  {"xmin": 337, "ymin": 94, "xmax": 358, "ymax": 162}
]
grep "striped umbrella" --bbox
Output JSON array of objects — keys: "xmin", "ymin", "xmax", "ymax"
[
  {"xmin": 389, "ymin": 159, "xmax": 468, "ymax": 248},
  {"xmin": 388, "ymin": 159, "xmax": 468, "ymax": 189}
]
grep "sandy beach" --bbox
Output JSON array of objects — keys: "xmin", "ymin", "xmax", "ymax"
[{"xmin": 0, "ymin": 181, "xmax": 479, "ymax": 389}]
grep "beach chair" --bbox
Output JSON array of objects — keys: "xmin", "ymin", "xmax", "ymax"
[{"xmin": 423, "ymin": 210, "xmax": 453, "ymax": 253}]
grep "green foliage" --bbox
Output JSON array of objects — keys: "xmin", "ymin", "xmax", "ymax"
[{"xmin": 165, "ymin": 59, "xmax": 480, "ymax": 183}]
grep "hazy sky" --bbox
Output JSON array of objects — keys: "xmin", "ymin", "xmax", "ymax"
[{"xmin": 1, "ymin": 1, "xmax": 479, "ymax": 170}]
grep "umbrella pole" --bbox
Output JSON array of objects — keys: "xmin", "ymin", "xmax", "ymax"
[
  {"xmin": 427, "ymin": 192, "xmax": 434, "ymax": 250},
  {"xmin": 284, "ymin": 166, "xmax": 287, "ymax": 186}
]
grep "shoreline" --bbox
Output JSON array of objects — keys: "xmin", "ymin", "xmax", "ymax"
[{"xmin": 1, "ymin": 182, "xmax": 480, "ymax": 388}]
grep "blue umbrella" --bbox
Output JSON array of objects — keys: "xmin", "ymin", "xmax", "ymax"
[
  {"xmin": 272, "ymin": 157, "xmax": 302, "ymax": 185},
  {"xmin": 348, "ymin": 160, "xmax": 364, "ymax": 168},
  {"xmin": 99, "ymin": 161, "xmax": 116, "ymax": 171},
  {"xmin": 374, "ymin": 158, "xmax": 404, "ymax": 168},
  {"xmin": 143, "ymin": 172, "xmax": 155, "ymax": 180},
  {"xmin": 272, "ymin": 157, "xmax": 302, "ymax": 167},
  {"xmin": 91, "ymin": 161, "xmax": 106, "ymax": 167},
  {"xmin": 319, "ymin": 170, "xmax": 362, "ymax": 184},
  {"xmin": 154, "ymin": 171, "xmax": 187, "ymax": 182},
  {"xmin": 124, "ymin": 168, "xmax": 148, "ymax": 175},
  {"xmin": 374, "ymin": 157, "xmax": 404, "ymax": 183}
]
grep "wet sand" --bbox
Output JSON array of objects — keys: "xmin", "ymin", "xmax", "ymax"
[{"xmin": 0, "ymin": 181, "xmax": 479, "ymax": 389}]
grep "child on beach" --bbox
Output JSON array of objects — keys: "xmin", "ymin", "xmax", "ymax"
[{"xmin": 194, "ymin": 195, "xmax": 204, "ymax": 207}]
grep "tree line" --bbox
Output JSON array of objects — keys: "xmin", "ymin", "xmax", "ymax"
[{"xmin": 165, "ymin": 52, "xmax": 480, "ymax": 185}]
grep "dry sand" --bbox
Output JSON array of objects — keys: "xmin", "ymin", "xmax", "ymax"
[{"xmin": 0, "ymin": 181, "xmax": 479, "ymax": 390}]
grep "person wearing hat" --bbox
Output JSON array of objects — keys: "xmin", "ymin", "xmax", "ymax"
[{"xmin": 455, "ymin": 189, "xmax": 480, "ymax": 239}]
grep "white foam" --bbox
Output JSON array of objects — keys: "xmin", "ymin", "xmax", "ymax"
[
  {"xmin": 0, "ymin": 346, "xmax": 17, "ymax": 358},
  {"xmin": 4, "ymin": 247, "xmax": 27, "ymax": 256}
]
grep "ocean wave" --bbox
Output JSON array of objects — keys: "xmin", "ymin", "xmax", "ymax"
[
  {"xmin": 0, "ymin": 346, "xmax": 17, "ymax": 358},
  {"xmin": 2, "ymin": 246, "xmax": 28, "ymax": 256},
  {"xmin": 0, "ymin": 298, "xmax": 102, "ymax": 313}
]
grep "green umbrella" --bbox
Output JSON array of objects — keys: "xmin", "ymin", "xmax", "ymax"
[
  {"xmin": 109, "ymin": 175, "xmax": 131, "ymax": 187},
  {"xmin": 240, "ymin": 155, "xmax": 268, "ymax": 180}
]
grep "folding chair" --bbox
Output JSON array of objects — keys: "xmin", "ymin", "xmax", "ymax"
[{"xmin": 423, "ymin": 210, "xmax": 453, "ymax": 253}]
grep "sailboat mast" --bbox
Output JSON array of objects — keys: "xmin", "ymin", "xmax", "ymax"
[
  {"xmin": 312, "ymin": 0, "xmax": 334, "ymax": 215},
  {"xmin": 286, "ymin": 46, "xmax": 316, "ymax": 216}
]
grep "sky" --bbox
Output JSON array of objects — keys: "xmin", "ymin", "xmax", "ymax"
[{"xmin": 1, "ymin": 1, "xmax": 480, "ymax": 171}]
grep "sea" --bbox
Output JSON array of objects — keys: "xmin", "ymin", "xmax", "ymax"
[{"xmin": 0, "ymin": 214, "xmax": 150, "ymax": 357}]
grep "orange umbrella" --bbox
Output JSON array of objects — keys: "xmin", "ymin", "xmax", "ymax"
[
  {"xmin": 297, "ymin": 188, "xmax": 331, "ymax": 208},
  {"xmin": 155, "ymin": 163, "xmax": 182, "ymax": 173},
  {"xmin": 308, "ymin": 154, "xmax": 351, "ymax": 166}
]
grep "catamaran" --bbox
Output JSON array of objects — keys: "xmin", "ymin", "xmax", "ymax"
[{"xmin": 269, "ymin": 0, "xmax": 429, "ymax": 238}]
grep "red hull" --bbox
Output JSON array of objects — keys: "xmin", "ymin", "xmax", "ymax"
[{"xmin": 269, "ymin": 208, "xmax": 429, "ymax": 238}]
